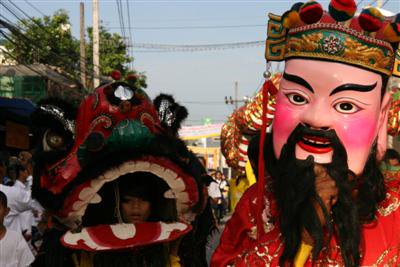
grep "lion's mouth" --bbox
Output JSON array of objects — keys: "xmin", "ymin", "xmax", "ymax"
[
  {"xmin": 61, "ymin": 221, "xmax": 191, "ymax": 251},
  {"xmin": 57, "ymin": 156, "xmax": 198, "ymax": 251}
]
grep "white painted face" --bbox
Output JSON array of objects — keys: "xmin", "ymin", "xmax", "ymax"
[{"xmin": 272, "ymin": 59, "xmax": 392, "ymax": 175}]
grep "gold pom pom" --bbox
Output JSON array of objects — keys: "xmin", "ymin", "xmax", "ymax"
[
  {"xmin": 282, "ymin": 10, "xmax": 301, "ymax": 29},
  {"xmin": 383, "ymin": 23, "xmax": 400, "ymax": 43}
]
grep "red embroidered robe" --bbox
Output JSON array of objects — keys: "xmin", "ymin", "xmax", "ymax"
[{"xmin": 211, "ymin": 173, "xmax": 400, "ymax": 266}]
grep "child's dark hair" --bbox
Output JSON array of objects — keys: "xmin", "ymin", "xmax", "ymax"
[
  {"xmin": 14, "ymin": 163, "xmax": 27, "ymax": 179},
  {"xmin": 0, "ymin": 191, "xmax": 7, "ymax": 207},
  {"xmin": 384, "ymin": 148, "xmax": 400, "ymax": 162}
]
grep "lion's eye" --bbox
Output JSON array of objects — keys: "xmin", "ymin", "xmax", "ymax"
[
  {"xmin": 114, "ymin": 85, "xmax": 134, "ymax": 101},
  {"xmin": 43, "ymin": 129, "xmax": 66, "ymax": 151}
]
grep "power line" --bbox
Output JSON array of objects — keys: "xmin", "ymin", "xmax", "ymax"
[
  {"xmin": 109, "ymin": 24, "xmax": 265, "ymax": 30},
  {"xmin": 23, "ymin": 0, "xmax": 45, "ymax": 16},
  {"xmin": 357, "ymin": 0, "xmax": 367, "ymax": 6},
  {"xmin": 125, "ymin": 0, "xmax": 134, "ymax": 68},
  {"xmin": 132, "ymin": 41, "xmax": 264, "ymax": 52},
  {"xmin": 382, "ymin": 0, "xmax": 391, "ymax": 7},
  {"xmin": 181, "ymin": 101, "xmax": 225, "ymax": 105},
  {"xmin": 367, "ymin": 0, "xmax": 379, "ymax": 6},
  {"xmin": 116, "ymin": 0, "xmax": 126, "ymax": 40}
]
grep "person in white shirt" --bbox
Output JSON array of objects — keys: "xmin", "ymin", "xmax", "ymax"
[
  {"xmin": 216, "ymin": 172, "xmax": 229, "ymax": 216},
  {"xmin": 207, "ymin": 173, "xmax": 223, "ymax": 224},
  {"xmin": 15, "ymin": 160, "xmax": 43, "ymax": 239},
  {"xmin": 0, "ymin": 190, "xmax": 35, "ymax": 267},
  {"xmin": 0, "ymin": 163, "xmax": 42, "ymax": 234},
  {"xmin": 208, "ymin": 178, "xmax": 222, "ymax": 200}
]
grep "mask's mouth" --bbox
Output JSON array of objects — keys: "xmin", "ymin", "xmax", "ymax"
[
  {"xmin": 56, "ymin": 156, "xmax": 199, "ymax": 251},
  {"xmin": 298, "ymin": 134, "xmax": 333, "ymax": 154}
]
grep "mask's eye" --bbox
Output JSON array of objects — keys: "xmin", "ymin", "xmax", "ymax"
[
  {"xmin": 334, "ymin": 102, "xmax": 361, "ymax": 114},
  {"xmin": 43, "ymin": 129, "xmax": 66, "ymax": 151},
  {"xmin": 286, "ymin": 93, "xmax": 308, "ymax": 106}
]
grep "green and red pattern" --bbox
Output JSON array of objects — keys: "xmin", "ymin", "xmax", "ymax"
[{"xmin": 329, "ymin": 0, "xmax": 356, "ymax": 21}]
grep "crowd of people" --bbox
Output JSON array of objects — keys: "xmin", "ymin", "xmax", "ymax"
[{"xmin": 0, "ymin": 151, "xmax": 44, "ymax": 267}]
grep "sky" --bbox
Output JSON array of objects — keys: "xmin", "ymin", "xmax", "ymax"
[{"xmin": 3, "ymin": 0, "xmax": 400, "ymax": 125}]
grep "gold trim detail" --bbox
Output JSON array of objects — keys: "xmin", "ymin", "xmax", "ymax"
[
  {"xmin": 265, "ymin": 14, "xmax": 396, "ymax": 76},
  {"xmin": 377, "ymin": 193, "xmax": 400, "ymax": 217},
  {"xmin": 287, "ymin": 32, "xmax": 323, "ymax": 53},
  {"xmin": 342, "ymin": 38, "xmax": 392, "ymax": 72},
  {"xmin": 371, "ymin": 246, "xmax": 400, "ymax": 266}
]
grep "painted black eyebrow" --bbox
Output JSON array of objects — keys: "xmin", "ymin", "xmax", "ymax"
[
  {"xmin": 283, "ymin": 72, "xmax": 314, "ymax": 93},
  {"xmin": 329, "ymin": 82, "xmax": 377, "ymax": 96}
]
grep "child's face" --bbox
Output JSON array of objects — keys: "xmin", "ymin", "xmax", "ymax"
[
  {"xmin": 0, "ymin": 202, "xmax": 10, "ymax": 225},
  {"xmin": 388, "ymin": 158, "xmax": 400, "ymax": 166},
  {"xmin": 121, "ymin": 195, "xmax": 151, "ymax": 223}
]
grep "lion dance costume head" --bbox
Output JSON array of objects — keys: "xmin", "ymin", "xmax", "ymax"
[{"xmin": 31, "ymin": 73, "xmax": 214, "ymax": 267}]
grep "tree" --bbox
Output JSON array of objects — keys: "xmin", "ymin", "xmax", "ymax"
[
  {"xmin": 3, "ymin": 10, "xmax": 80, "ymax": 79},
  {"xmin": 2, "ymin": 10, "xmax": 146, "ymax": 89},
  {"xmin": 86, "ymin": 25, "xmax": 147, "ymax": 89}
]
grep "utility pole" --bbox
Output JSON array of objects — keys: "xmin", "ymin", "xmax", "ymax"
[
  {"xmin": 224, "ymin": 81, "xmax": 249, "ymax": 110},
  {"xmin": 80, "ymin": 2, "xmax": 86, "ymax": 88},
  {"xmin": 92, "ymin": 0, "xmax": 100, "ymax": 88}
]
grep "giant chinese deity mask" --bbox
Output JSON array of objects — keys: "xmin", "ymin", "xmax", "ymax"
[
  {"xmin": 273, "ymin": 59, "xmax": 392, "ymax": 175},
  {"xmin": 31, "ymin": 77, "xmax": 212, "ymax": 257}
]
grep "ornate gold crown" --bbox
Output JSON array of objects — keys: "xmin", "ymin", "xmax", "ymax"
[{"xmin": 266, "ymin": 0, "xmax": 400, "ymax": 77}]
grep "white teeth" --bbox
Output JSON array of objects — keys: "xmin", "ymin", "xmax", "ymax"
[
  {"xmin": 150, "ymin": 164, "xmax": 167, "ymax": 179},
  {"xmin": 118, "ymin": 161, "xmax": 135, "ymax": 174},
  {"xmin": 89, "ymin": 193, "xmax": 102, "ymax": 204},
  {"xmin": 163, "ymin": 169, "xmax": 178, "ymax": 180},
  {"xmin": 103, "ymin": 170, "xmax": 115, "ymax": 181},
  {"xmin": 164, "ymin": 189, "xmax": 176, "ymax": 199},
  {"xmin": 303, "ymin": 137, "xmax": 330, "ymax": 145},
  {"xmin": 168, "ymin": 176, "xmax": 185, "ymax": 192},
  {"xmin": 73, "ymin": 200, "xmax": 86, "ymax": 211},
  {"xmin": 304, "ymin": 137, "xmax": 315, "ymax": 143},
  {"xmin": 134, "ymin": 161, "xmax": 150, "ymax": 169},
  {"xmin": 63, "ymin": 160, "xmax": 192, "ymax": 227},
  {"xmin": 79, "ymin": 187, "xmax": 95, "ymax": 201}
]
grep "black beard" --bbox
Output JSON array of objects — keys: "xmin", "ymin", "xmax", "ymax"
[{"xmin": 266, "ymin": 124, "xmax": 384, "ymax": 267}]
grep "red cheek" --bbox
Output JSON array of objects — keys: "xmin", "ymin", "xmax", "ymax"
[
  {"xmin": 335, "ymin": 117, "xmax": 378, "ymax": 150},
  {"xmin": 274, "ymin": 101, "xmax": 302, "ymax": 136}
]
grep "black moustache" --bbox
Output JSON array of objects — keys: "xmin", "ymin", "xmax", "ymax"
[{"xmin": 289, "ymin": 123, "xmax": 339, "ymax": 144}]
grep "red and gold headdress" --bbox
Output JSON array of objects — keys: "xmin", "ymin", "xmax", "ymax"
[{"xmin": 266, "ymin": 0, "xmax": 400, "ymax": 77}]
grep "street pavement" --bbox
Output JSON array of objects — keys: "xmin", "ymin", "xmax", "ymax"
[{"xmin": 206, "ymin": 215, "xmax": 231, "ymax": 265}]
